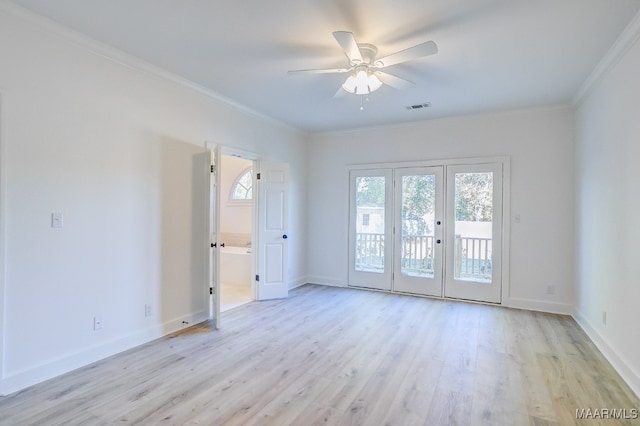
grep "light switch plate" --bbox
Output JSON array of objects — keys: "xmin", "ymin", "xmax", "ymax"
[{"xmin": 51, "ymin": 212, "xmax": 64, "ymax": 228}]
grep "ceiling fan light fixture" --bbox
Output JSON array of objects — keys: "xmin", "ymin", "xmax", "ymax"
[
  {"xmin": 355, "ymin": 70, "xmax": 369, "ymax": 94},
  {"xmin": 341, "ymin": 69, "xmax": 383, "ymax": 95},
  {"xmin": 367, "ymin": 73, "xmax": 383, "ymax": 92},
  {"xmin": 341, "ymin": 74, "xmax": 357, "ymax": 94}
]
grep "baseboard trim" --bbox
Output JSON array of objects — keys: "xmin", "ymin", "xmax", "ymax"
[
  {"xmin": 306, "ymin": 276, "xmax": 347, "ymax": 288},
  {"xmin": 0, "ymin": 311, "xmax": 208, "ymax": 396},
  {"xmin": 573, "ymin": 311, "xmax": 640, "ymax": 399},
  {"xmin": 288, "ymin": 275, "xmax": 308, "ymax": 290},
  {"xmin": 505, "ymin": 297, "xmax": 573, "ymax": 315}
]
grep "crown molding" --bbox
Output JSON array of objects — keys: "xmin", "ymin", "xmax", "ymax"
[
  {"xmin": 573, "ymin": 10, "xmax": 640, "ymax": 106},
  {"xmin": 0, "ymin": 0, "xmax": 303, "ymax": 135}
]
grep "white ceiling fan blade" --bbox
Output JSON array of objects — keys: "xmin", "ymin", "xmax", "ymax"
[
  {"xmin": 334, "ymin": 86, "xmax": 347, "ymax": 98},
  {"xmin": 333, "ymin": 31, "xmax": 363, "ymax": 64},
  {"xmin": 375, "ymin": 41, "xmax": 438, "ymax": 68},
  {"xmin": 288, "ymin": 68, "xmax": 350, "ymax": 75},
  {"xmin": 376, "ymin": 71, "xmax": 414, "ymax": 90}
]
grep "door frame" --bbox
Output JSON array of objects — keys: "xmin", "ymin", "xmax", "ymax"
[
  {"xmin": 204, "ymin": 144, "xmax": 291, "ymax": 324},
  {"xmin": 347, "ymin": 156, "xmax": 511, "ymax": 304},
  {"xmin": 220, "ymin": 147, "xmax": 259, "ymax": 305}
]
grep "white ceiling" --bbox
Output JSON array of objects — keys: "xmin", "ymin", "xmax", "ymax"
[{"xmin": 8, "ymin": 0, "xmax": 640, "ymax": 132}]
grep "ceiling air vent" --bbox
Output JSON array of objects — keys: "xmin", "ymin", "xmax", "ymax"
[{"xmin": 406, "ymin": 102, "xmax": 431, "ymax": 111}]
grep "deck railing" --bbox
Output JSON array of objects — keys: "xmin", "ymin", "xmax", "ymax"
[
  {"xmin": 355, "ymin": 233, "xmax": 492, "ymax": 281},
  {"xmin": 454, "ymin": 235, "xmax": 492, "ymax": 282},
  {"xmin": 400, "ymin": 235, "xmax": 435, "ymax": 277},
  {"xmin": 355, "ymin": 233, "xmax": 385, "ymax": 272}
]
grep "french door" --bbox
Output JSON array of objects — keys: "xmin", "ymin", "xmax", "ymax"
[
  {"xmin": 393, "ymin": 167, "xmax": 444, "ymax": 297},
  {"xmin": 349, "ymin": 162, "xmax": 504, "ymax": 304},
  {"xmin": 444, "ymin": 163, "xmax": 503, "ymax": 303},
  {"xmin": 348, "ymin": 169, "xmax": 393, "ymax": 290}
]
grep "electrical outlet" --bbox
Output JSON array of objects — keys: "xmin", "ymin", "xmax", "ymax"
[
  {"xmin": 93, "ymin": 316, "xmax": 103, "ymax": 330},
  {"xmin": 145, "ymin": 304, "xmax": 152, "ymax": 317},
  {"xmin": 602, "ymin": 311, "xmax": 607, "ymax": 326},
  {"xmin": 546, "ymin": 285, "xmax": 555, "ymax": 295}
]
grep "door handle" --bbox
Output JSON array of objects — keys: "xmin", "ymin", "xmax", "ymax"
[
  {"xmin": 282, "ymin": 234, "xmax": 288, "ymax": 239},
  {"xmin": 211, "ymin": 243, "xmax": 216, "ymax": 248},
  {"xmin": 436, "ymin": 239, "xmax": 441, "ymax": 244},
  {"xmin": 220, "ymin": 243, "xmax": 225, "ymax": 247}
]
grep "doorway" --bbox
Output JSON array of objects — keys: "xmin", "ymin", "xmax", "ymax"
[
  {"xmin": 348, "ymin": 160, "xmax": 505, "ymax": 304},
  {"xmin": 204, "ymin": 144, "xmax": 291, "ymax": 328},
  {"xmin": 219, "ymin": 154, "xmax": 254, "ymax": 312}
]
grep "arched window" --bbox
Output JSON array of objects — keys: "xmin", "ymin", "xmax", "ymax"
[{"xmin": 231, "ymin": 168, "xmax": 253, "ymax": 200}]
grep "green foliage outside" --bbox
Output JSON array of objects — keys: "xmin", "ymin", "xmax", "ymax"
[
  {"xmin": 356, "ymin": 176, "xmax": 385, "ymax": 206},
  {"xmin": 402, "ymin": 175, "xmax": 435, "ymax": 235},
  {"xmin": 356, "ymin": 172, "xmax": 493, "ymax": 236},
  {"xmin": 455, "ymin": 173, "xmax": 493, "ymax": 222}
]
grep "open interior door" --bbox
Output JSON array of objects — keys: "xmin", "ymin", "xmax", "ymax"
[
  {"xmin": 205, "ymin": 145, "xmax": 221, "ymax": 328},
  {"xmin": 256, "ymin": 161, "xmax": 289, "ymax": 300}
]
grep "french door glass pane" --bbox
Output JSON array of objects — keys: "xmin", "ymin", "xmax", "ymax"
[
  {"xmin": 454, "ymin": 172, "xmax": 493, "ymax": 283},
  {"xmin": 355, "ymin": 176, "xmax": 385, "ymax": 273},
  {"xmin": 401, "ymin": 174, "xmax": 436, "ymax": 278}
]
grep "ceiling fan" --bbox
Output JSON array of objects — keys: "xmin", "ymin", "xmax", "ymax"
[{"xmin": 288, "ymin": 31, "xmax": 438, "ymax": 99}]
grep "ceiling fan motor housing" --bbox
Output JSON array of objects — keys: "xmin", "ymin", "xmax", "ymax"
[{"xmin": 354, "ymin": 43, "xmax": 378, "ymax": 65}]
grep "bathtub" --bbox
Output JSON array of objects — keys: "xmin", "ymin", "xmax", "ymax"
[{"xmin": 220, "ymin": 246, "xmax": 252, "ymax": 287}]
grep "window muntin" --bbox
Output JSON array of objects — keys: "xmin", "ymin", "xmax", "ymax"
[{"xmin": 231, "ymin": 168, "xmax": 253, "ymax": 200}]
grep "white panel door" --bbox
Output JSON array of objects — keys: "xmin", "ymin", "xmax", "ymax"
[
  {"xmin": 197, "ymin": 146, "xmax": 220, "ymax": 328},
  {"xmin": 203, "ymin": 146, "xmax": 222, "ymax": 328},
  {"xmin": 256, "ymin": 161, "xmax": 289, "ymax": 300},
  {"xmin": 444, "ymin": 163, "xmax": 503, "ymax": 303},
  {"xmin": 211, "ymin": 146, "xmax": 222, "ymax": 327},
  {"xmin": 393, "ymin": 166, "xmax": 444, "ymax": 297},
  {"xmin": 348, "ymin": 169, "xmax": 393, "ymax": 291}
]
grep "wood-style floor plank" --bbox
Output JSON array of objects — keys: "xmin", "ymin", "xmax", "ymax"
[{"xmin": 0, "ymin": 284, "xmax": 638, "ymax": 425}]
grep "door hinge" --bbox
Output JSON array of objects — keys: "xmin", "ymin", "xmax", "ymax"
[
  {"xmin": 209, "ymin": 287, "xmax": 213, "ymax": 295},
  {"xmin": 256, "ymin": 173, "xmax": 261, "ymax": 180},
  {"xmin": 255, "ymin": 274, "xmax": 260, "ymax": 282},
  {"xmin": 210, "ymin": 165, "xmax": 215, "ymax": 173}
]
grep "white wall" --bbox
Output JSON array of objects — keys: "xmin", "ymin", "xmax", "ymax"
[
  {"xmin": 307, "ymin": 106, "xmax": 575, "ymax": 313},
  {"xmin": 574, "ymin": 21, "xmax": 640, "ymax": 395},
  {"xmin": 0, "ymin": 5, "xmax": 307, "ymax": 394}
]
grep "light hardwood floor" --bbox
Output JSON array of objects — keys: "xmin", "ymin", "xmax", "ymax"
[{"xmin": 0, "ymin": 284, "xmax": 638, "ymax": 425}]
